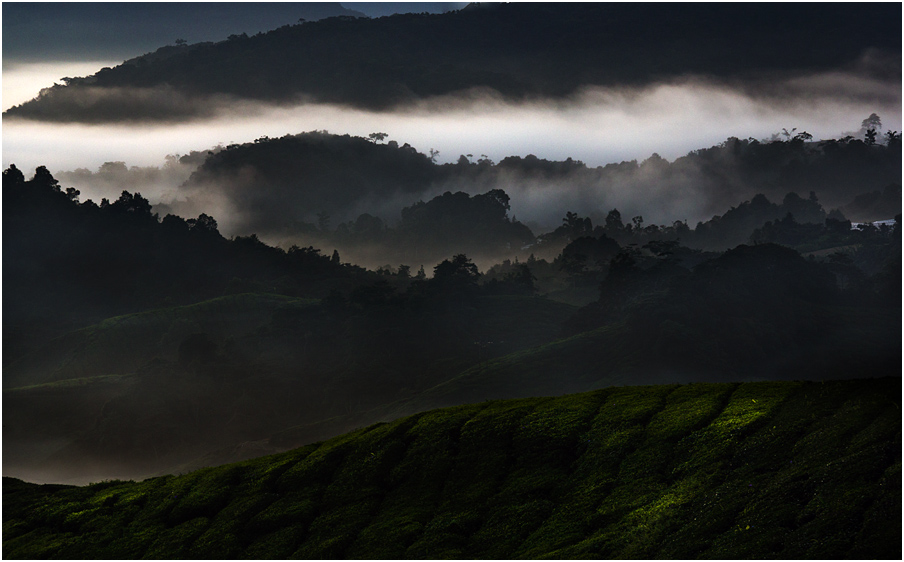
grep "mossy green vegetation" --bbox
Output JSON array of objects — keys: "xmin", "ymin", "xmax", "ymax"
[{"xmin": 4, "ymin": 378, "xmax": 899, "ymax": 559}]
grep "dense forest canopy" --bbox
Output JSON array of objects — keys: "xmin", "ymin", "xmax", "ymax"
[
  {"xmin": 5, "ymin": 126, "xmax": 900, "ymax": 348},
  {"xmin": 127, "ymin": 128, "xmax": 900, "ymax": 269}
]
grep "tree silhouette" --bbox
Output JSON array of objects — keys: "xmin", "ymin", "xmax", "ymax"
[
  {"xmin": 187, "ymin": 213, "xmax": 219, "ymax": 234},
  {"xmin": 433, "ymin": 254, "xmax": 480, "ymax": 285},
  {"xmin": 605, "ymin": 209, "xmax": 624, "ymax": 232},
  {"xmin": 865, "ymin": 128, "xmax": 878, "ymax": 146},
  {"xmin": 861, "ymin": 113, "xmax": 882, "ymax": 133}
]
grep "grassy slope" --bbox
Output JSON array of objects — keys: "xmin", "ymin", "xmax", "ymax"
[
  {"xmin": 3, "ymin": 374, "xmax": 141, "ymax": 485},
  {"xmin": 2, "ymin": 293, "xmax": 316, "ymax": 389},
  {"xmin": 3, "ymin": 378, "xmax": 900, "ymax": 559},
  {"xmin": 3, "ymin": 292, "xmax": 578, "ymax": 483},
  {"xmin": 240, "ymin": 323, "xmax": 641, "ymax": 454},
  {"xmin": 265, "ymin": 299, "xmax": 900, "ymax": 453},
  {"xmin": 3, "ymin": 293, "xmax": 575, "ymax": 393}
]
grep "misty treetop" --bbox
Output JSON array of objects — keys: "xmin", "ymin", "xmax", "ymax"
[
  {"xmin": 6, "ymin": 123, "xmax": 900, "ymax": 286},
  {"xmin": 2, "ymin": 164, "xmax": 362, "ymax": 359},
  {"xmin": 393, "ymin": 189, "xmax": 534, "ymax": 255},
  {"xmin": 4, "ymin": 126, "xmax": 900, "ymax": 339},
  {"xmin": 147, "ymin": 129, "xmax": 901, "ymax": 267},
  {"xmin": 5, "ymin": 3, "xmax": 900, "ymax": 121},
  {"xmin": 182, "ymin": 131, "xmax": 436, "ymax": 227}
]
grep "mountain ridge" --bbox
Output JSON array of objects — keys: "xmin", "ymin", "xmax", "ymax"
[{"xmin": 5, "ymin": 3, "xmax": 900, "ymax": 121}]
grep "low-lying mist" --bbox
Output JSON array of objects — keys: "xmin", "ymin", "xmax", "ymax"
[{"xmin": 4, "ymin": 66, "xmax": 900, "ymax": 256}]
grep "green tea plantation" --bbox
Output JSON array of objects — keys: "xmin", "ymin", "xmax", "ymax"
[{"xmin": 3, "ymin": 378, "xmax": 900, "ymax": 559}]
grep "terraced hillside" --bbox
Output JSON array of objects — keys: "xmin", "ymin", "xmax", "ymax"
[{"xmin": 4, "ymin": 378, "xmax": 900, "ymax": 559}]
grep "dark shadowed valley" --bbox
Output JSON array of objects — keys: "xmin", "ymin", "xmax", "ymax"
[{"xmin": 2, "ymin": 3, "xmax": 901, "ymax": 559}]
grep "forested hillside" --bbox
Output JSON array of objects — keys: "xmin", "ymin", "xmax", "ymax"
[
  {"xmin": 157, "ymin": 130, "xmax": 901, "ymax": 265},
  {"xmin": 1, "ymin": 163, "xmax": 371, "ymax": 361},
  {"xmin": 5, "ymin": 3, "xmax": 900, "ymax": 121},
  {"xmin": 3, "ymin": 142, "xmax": 900, "ymax": 483}
]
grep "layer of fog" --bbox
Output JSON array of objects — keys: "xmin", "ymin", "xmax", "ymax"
[
  {"xmin": 4, "ymin": 68, "xmax": 900, "ymax": 241},
  {"xmin": 2, "ymin": 60, "xmax": 122, "ymax": 110}
]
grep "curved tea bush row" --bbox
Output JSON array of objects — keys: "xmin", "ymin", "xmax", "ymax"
[{"xmin": 3, "ymin": 378, "xmax": 900, "ymax": 559}]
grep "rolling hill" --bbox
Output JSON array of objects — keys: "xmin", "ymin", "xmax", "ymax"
[
  {"xmin": 2, "ymin": 293, "xmax": 316, "ymax": 389},
  {"xmin": 3, "ymin": 291, "xmax": 578, "ymax": 484},
  {"xmin": 3, "ymin": 378, "xmax": 900, "ymax": 559}
]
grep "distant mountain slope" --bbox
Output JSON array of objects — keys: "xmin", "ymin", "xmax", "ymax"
[
  {"xmin": 4, "ymin": 378, "xmax": 900, "ymax": 559},
  {"xmin": 178, "ymin": 131, "xmax": 440, "ymax": 234},
  {"xmin": 5, "ymin": 3, "xmax": 900, "ymax": 121}
]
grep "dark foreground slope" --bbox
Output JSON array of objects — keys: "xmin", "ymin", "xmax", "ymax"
[
  {"xmin": 4, "ymin": 378, "xmax": 900, "ymax": 559},
  {"xmin": 3, "ymin": 291, "xmax": 576, "ymax": 484}
]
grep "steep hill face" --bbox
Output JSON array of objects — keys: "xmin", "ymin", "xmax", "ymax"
[
  {"xmin": 3, "ymin": 378, "xmax": 900, "ymax": 559},
  {"xmin": 5, "ymin": 3, "xmax": 899, "ymax": 121}
]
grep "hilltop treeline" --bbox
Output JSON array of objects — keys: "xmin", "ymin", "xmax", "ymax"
[
  {"xmin": 162, "ymin": 130, "xmax": 901, "ymax": 261},
  {"xmin": 1, "ymin": 164, "xmax": 369, "ymax": 360},
  {"xmin": 7, "ymin": 126, "xmax": 901, "ymax": 356},
  {"xmin": 5, "ymin": 3, "xmax": 900, "ymax": 120},
  {"xmin": 6, "ymin": 136, "xmax": 901, "ymax": 355}
]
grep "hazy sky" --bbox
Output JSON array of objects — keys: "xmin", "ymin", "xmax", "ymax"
[
  {"xmin": 2, "ymin": 3, "xmax": 463, "ymax": 65},
  {"xmin": 344, "ymin": 2, "xmax": 466, "ymax": 18}
]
